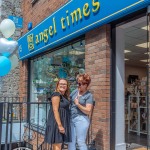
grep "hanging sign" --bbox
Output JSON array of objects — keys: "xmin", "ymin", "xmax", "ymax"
[{"xmin": 9, "ymin": 16, "xmax": 23, "ymax": 28}]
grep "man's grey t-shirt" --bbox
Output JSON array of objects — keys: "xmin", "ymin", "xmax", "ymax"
[{"xmin": 70, "ymin": 89, "xmax": 94, "ymax": 119}]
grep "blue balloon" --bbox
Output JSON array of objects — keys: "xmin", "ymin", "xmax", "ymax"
[
  {"xmin": 2, "ymin": 52, "xmax": 10, "ymax": 57},
  {"xmin": 0, "ymin": 56, "xmax": 11, "ymax": 76}
]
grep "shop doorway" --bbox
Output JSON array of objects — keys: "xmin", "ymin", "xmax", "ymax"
[{"xmin": 115, "ymin": 16, "xmax": 149, "ymax": 150}]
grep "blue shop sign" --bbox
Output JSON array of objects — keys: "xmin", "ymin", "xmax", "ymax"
[
  {"xmin": 8, "ymin": 16, "xmax": 23, "ymax": 28},
  {"xmin": 18, "ymin": 0, "xmax": 150, "ymax": 60}
]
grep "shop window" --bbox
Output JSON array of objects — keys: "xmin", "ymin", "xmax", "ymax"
[{"xmin": 30, "ymin": 40, "xmax": 85, "ymax": 126}]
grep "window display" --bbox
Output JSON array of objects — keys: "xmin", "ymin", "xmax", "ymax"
[{"xmin": 30, "ymin": 40, "xmax": 85, "ymax": 126}]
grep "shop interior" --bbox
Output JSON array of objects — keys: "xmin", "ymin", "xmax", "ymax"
[{"xmin": 118, "ymin": 16, "xmax": 148, "ymax": 150}]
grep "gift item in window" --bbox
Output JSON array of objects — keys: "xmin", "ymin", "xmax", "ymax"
[
  {"xmin": 130, "ymin": 111, "xmax": 137, "ymax": 120},
  {"xmin": 70, "ymin": 55, "xmax": 77, "ymax": 66},
  {"xmin": 141, "ymin": 112, "xmax": 147, "ymax": 131},
  {"xmin": 141, "ymin": 112, "xmax": 147, "ymax": 121},
  {"xmin": 79, "ymin": 68, "xmax": 85, "ymax": 74},
  {"xmin": 62, "ymin": 56, "xmax": 71, "ymax": 72},
  {"xmin": 46, "ymin": 66, "xmax": 56, "ymax": 78},
  {"xmin": 130, "ymin": 120, "xmax": 137, "ymax": 130},
  {"xmin": 37, "ymin": 95, "xmax": 46, "ymax": 102},
  {"xmin": 127, "ymin": 86, "xmax": 133, "ymax": 95},
  {"xmin": 128, "ymin": 75, "xmax": 139, "ymax": 84},
  {"xmin": 133, "ymin": 111, "xmax": 138, "ymax": 119},
  {"xmin": 140, "ymin": 98, "xmax": 146, "ymax": 107},
  {"xmin": 58, "ymin": 67, "xmax": 68, "ymax": 78},
  {"xmin": 131, "ymin": 102, "xmax": 138, "ymax": 108},
  {"xmin": 37, "ymin": 87, "xmax": 44, "ymax": 94},
  {"xmin": 54, "ymin": 77, "xmax": 59, "ymax": 82}
]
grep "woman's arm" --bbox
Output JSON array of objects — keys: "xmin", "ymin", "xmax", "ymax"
[
  {"xmin": 51, "ymin": 96, "xmax": 65, "ymax": 134},
  {"xmin": 74, "ymin": 98, "xmax": 93, "ymax": 115}
]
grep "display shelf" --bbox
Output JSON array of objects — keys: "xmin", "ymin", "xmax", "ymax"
[{"xmin": 128, "ymin": 95, "xmax": 147, "ymax": 136}]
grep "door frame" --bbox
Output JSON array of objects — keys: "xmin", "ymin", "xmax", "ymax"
[{"xmin": 110, "ymin": 9, "xmax": 148, "ymax": 150}]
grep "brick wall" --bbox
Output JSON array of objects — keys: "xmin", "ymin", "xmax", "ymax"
[
  {"xmin": 22, "ymin": 0, "xmax": 68, "ymax": 34},
  {"xmin": 19, "ymin": 60, "xmax": 28, "ymax": 99},
  {"xmin": 85, "ymin": 25, "xmax": 111, "ymax": 150}
]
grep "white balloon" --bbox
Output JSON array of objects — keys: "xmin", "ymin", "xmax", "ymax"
[
  {"xmin": 0, "ymin": 19, "xmax": 16, "ymax": 38},
  {"xmin": 0, "ymin": 38, "xmax": 18, "ymax": 54}
]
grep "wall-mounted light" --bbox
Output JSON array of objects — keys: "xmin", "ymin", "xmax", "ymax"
[
  {"xmin": 71, "ymin": 45, "xmax": 74, "ymax": 50},
  {"xmin": 124, "ymin": 50, "xmax": 131, "ymax": 53},
  {"xmin": 28, "ymin": 22, "xmax": 33, "ymax": 31},
  {"xmin": 136, "ymin": 42, "xmax": 149, "ymax": 48},
  {"xmin": 124, "ymin": 58, "xmax": 129, "ymax": 61}
]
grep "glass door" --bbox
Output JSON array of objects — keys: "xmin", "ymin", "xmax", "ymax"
[{"xmin": 115, "ymin": 15, "xmax": 150, "ymax": 150}]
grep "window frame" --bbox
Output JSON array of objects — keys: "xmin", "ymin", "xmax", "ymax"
[{"xmin": 28, "ymin": 37, "xmax": 85, "ymax": 128}]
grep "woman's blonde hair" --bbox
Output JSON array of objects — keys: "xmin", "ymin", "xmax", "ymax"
[{"xmin": 55, "ymin": 78, "xmax": 70, "ymax": 99}]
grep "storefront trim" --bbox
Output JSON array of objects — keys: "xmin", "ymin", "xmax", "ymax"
[{"xmin": 18, "ymin": 0, "xmax": 150, "ymax": 60}]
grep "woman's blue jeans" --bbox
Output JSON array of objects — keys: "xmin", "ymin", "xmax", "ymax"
[{"xmin": 68, "ymin": 115, "xmax": 90, "ymax": 150}]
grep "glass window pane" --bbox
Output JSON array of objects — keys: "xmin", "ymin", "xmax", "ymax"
[{"xmin": 30, "ymin": 40, "xmax": 85, "ymax": 126}]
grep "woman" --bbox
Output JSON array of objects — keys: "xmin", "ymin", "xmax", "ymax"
[
  {"xmin": 68, "ymin": 73, "xmax": 94, "ymax": 150},
  {"xmin": 44, "ymin": 79, "xmax": 71, "ymax": 150}
]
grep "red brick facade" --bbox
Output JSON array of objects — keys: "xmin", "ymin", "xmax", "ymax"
[
  {"xmin": 19, "ymin": 60, "xmax": 28, "ymax": 99},
  {"xmin": 19, "ymin": 1, "xmax": 111, "ymax": 150},
  {"xmin": 22, "ymin": 0, "xmax": 68, "ymax": 34},
  {"xmin": 85, "ymin": 25, "xmax": 111, "ymax": 150}
]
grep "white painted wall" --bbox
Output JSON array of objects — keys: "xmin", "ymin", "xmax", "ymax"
[{"xmin": 115, "ymin": 27, "xmax": 126, "ymax": 150}]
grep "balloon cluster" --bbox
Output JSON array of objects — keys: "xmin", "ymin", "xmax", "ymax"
[{"xmin": 0, "ymin": 19, "xmax": 19, "ymax": 76}]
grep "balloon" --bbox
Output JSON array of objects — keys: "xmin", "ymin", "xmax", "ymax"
[
  {"xmin": 0, "ymin": 19, "xmax": 16, "ymax": 38},
  {"xmin": 9, "ymin": 54, "xmax": 19, "ymax": 70},
  {"xmin": 0, "ymin": 38, "xmax": 18, "ymax": 54},
  {"xmin": 0, "ymin": 56, "xmax": 11, "ymax": 76},
  {"xmin": 2, "ymin": 52, "xmax": 10, "ymax": 57}
]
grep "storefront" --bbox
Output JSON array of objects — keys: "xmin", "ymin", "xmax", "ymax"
[{"xmin": 18, "ymin": 0, "xmax": 150, "ymax": 149}]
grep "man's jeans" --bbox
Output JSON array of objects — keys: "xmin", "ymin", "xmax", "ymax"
[{"xmin": 68, "ymin": 115, "xmax": 90, "ymax": 150}]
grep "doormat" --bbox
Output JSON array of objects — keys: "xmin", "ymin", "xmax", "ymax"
[
  {"xmin": 133, "ymin": 148, "xmax": 147, "ymax": 150},
  {"xmin": 127, "ymin": 143, "xmax": 147, "ymax": 150}
]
